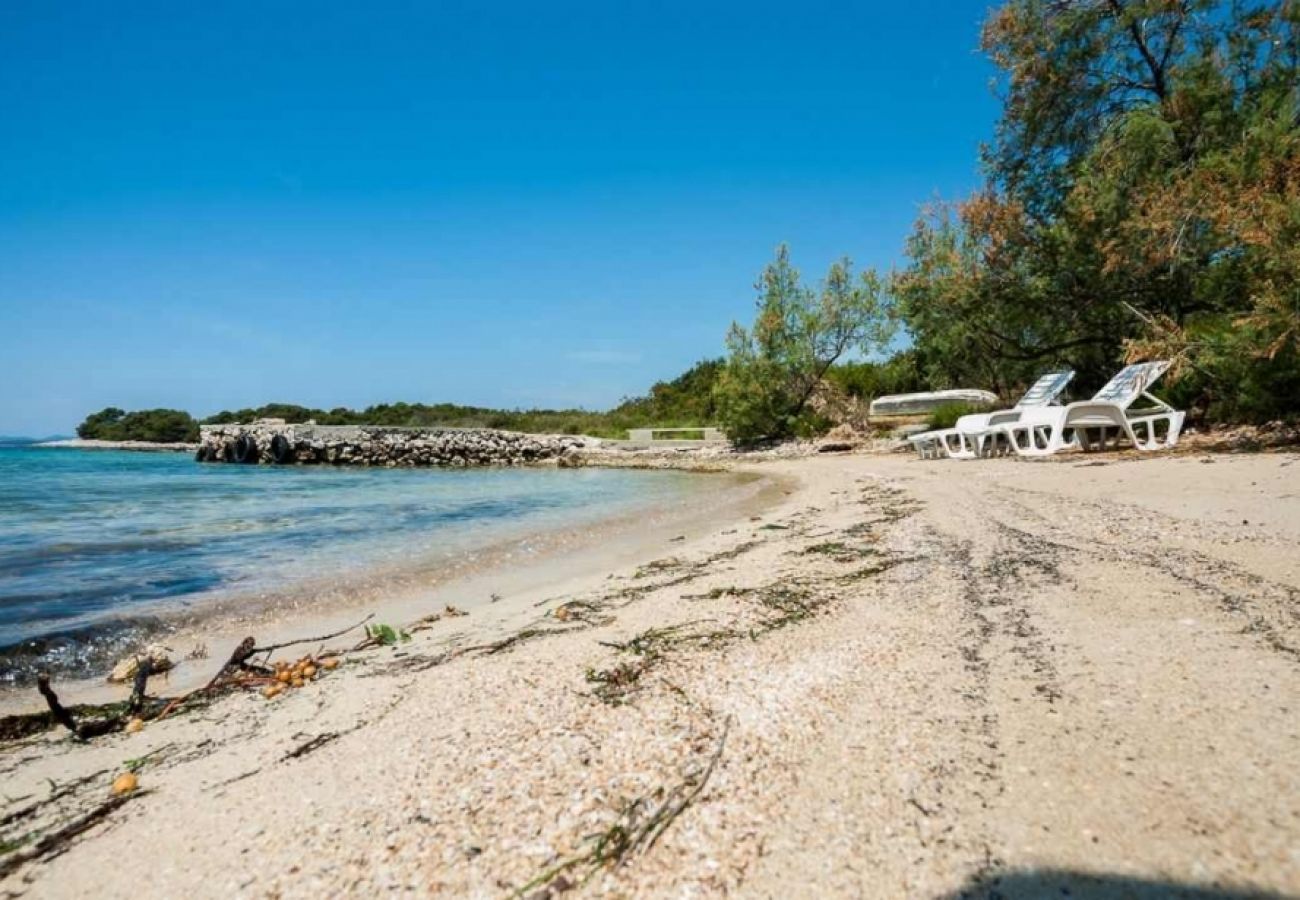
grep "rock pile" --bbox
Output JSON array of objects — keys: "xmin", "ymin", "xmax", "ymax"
[{"xmin": 197, "ymin": 422, "xmax": 595, "ymax": 468}]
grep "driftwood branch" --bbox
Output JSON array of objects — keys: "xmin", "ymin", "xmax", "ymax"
[
  {"xmin": 35, "ymin": 659, "xmax": 155, "ymax": 742},
  {"xmin": 126, "ymin": 657, "xmax": 155, "ymax": 715},
  {"xmin": 252, "ymin": 614, "xmax": 374, "ymax": 658},
  {"xmin": 29, "ymin": 613, "xmax": 384, "ymax": 736},
  {"xmin": 220, "ymin": 636, "xmax": 265, "ymax": 677}
]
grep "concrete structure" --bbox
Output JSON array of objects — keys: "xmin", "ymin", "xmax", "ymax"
[{"xmin": 624, "ymin": 427, "xmax": 726, "ymax": 445}]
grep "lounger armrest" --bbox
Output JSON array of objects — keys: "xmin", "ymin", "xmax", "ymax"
[
  {"xmin": 985, "ymin": 410, "xmax": 1022, "ymax": 427},
  {"xmin": 955, "ymin": 413, "xmax": 994, "ymax": 432},
  {"xmin": 1062, "ymin": 402, "xmax": 1127, "ymax": 428}
]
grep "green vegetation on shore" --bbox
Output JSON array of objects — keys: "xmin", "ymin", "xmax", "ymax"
[
  {"xmin": 75, "ymin": 408, "xmax": 202, "ymax": 443},
  {"xmin": 75, "ymin": 360, "xmax": 732, "ymax": 442},
  {"xmin": 713, "ymin": 0, "xmax": 1299, "ymax": 440},
  {"xmin": 893, "ymin": 0, "xmax": 1300, "ymax": 424},
  {"xmin": 712, "ymin": 246, "xmax": 896, "ymax": 442},
  {"xmin": 74, "ymin": 352, "xmax": 923, "ymax": 443}
]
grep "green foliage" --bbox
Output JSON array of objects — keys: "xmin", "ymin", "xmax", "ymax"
[
  {"xmin": 825, "ymin": 351, "xmax": 927, "ymax": 400},
  {"xmin": 365, "ymin": 623, "xmax": 410, "ymax": 646},
  {"xmin": 76, "ymin": 408, "xmax": 199, "ymax": 442},
  {"xmin": 713, "ymin": 245, "xmax": 896, "ymax": 443},
  {"xmin": 896, "ymin": 0, "xmax": 1300, "ymax": 423},
  {"xmin": 232, "ymin": 360, "xmax": 727, "ymax": 438},
  {"xmin": 926, "ymin": 403, "xmax": 978, "ymax": 431},
  {"xmin": 93, "ymin": 359, "xmax": 727, "ymax": 444},
  {"xmin": 607, "ymin": 359, "xmax": 723, "ymax": 430}
]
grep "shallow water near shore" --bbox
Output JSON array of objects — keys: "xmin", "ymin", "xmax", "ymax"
[{"xmin": 0, "ymin": 446, "xmax": 711, "ymax": 683}]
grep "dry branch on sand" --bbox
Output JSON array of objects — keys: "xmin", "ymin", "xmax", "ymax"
[
  {"xmin": 12, "ymin": 615, "xmax": 379, "ymax": 744},
  {"xmin": 33, "ymin": 657, "xmax": 160, "ymax": 741}
]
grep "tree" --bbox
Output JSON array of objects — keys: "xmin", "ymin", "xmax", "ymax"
[
  {"xmin": 896, "ymin": 0, "xmax": 1300, "ymax": 420},
  {"xmin": 714, "ymin": 245, "xmax": 896, "ymax": 442},
  {"xmin": 76, "ymin": 407, "xmax": 127, "ymax": 439},
  {"xmin": 76, "ymin": 407, "xmax": 199, "ymax": 442}
]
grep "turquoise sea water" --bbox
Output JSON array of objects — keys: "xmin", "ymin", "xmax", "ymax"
[{"xmin": 0, "ymin": 446, "xmax": 700, "ymax": 684}]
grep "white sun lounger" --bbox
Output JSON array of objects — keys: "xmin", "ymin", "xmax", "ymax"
[
  {"xmin": 993, "ymin": 360, "xmax": 1184, "ymax": 457},
  {"xmin": 908, "ymin": 370, "xmax": 1075, "ymax": 460}
]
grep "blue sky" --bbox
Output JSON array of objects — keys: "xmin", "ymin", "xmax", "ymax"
[{"xmin": 0, "ymin": 0, "xmax": 1000, "ymax": 435}]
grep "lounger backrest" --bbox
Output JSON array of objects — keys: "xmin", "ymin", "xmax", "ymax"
[
  {"xmin": 1013, "ymin": 370, "xmax": 1075, "ymax": 409},
  {"xmin": 1090, "ymin": 361, "xmax": 1171, "ymax": 407}
]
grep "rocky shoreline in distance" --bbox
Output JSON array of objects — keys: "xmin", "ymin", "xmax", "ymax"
[
  {"xmin": 197, "ymin": 422, "xmax": 594, "ymax": 467},
  {"xmin": 35, "ymin": 438, "xmax": 198, "ymax": 452}
]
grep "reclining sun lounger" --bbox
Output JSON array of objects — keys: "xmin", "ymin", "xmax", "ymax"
[
  {"xmin": 993, "ymin": 360, "xmax": 1184, "ymax": 457},
  {"xmin": 908, "ymin": 370, "xmax": 1075, "ymax": 460}
]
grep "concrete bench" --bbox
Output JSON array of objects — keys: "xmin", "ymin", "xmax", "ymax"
[{"xmin": 625, "ymin": 427, "xmax": 726, "ymax": 444}]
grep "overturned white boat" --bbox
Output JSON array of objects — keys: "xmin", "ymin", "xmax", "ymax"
[{"xmin": 868, "ymin": 389, "xmax": 999, "ymax": 417}]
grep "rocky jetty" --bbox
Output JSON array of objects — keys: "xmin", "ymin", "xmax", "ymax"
[{"xmin": 197, "ymin": 421, "xmax": 595, "ymax": 468}]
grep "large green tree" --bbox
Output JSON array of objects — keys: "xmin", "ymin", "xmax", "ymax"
[{"xmin": 897, "ymin": 0, "xmax": 1300, "ymax": 420}]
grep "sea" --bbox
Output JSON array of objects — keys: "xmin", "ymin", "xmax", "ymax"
[{"xmin": 0, "ymin": 444, "xmax": 703, "ymax": 685}]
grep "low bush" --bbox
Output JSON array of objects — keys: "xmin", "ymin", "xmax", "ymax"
[{"xmin": 926, "ymin": 402, "xmax": 978, "ymax": 430}]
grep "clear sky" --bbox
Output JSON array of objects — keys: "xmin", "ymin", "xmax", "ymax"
[{"xmin": 0, "ymin": 0, "xmax": 1000, "ymax": 436}]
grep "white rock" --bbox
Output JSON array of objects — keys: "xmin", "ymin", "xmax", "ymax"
[{"xmin": 107, "ymin": 644, "xmax": 174, "ymax": 683}]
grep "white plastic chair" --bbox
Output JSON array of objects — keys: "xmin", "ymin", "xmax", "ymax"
[
  {"xmin": 908, "ymin": 370, "xmax": 1075, "ymax": 460},
  {"xmin": 995, "ymin": 361, "xmax": 1185, "ymax": 457}
]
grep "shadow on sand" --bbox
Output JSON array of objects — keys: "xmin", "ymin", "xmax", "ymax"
[{"xmin": 941, "ymin": 869, "xmax": 1291, "ymax": 900}]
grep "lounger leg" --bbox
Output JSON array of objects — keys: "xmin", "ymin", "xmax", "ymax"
[
  {"xmin": 979, "ymin": 431, "xmax": 1000, "ymax": 458},
  {"xmin": 1135, "ymin": 419, "xmax": 1154, "ymax": 449},
  {"xmin": 1167, "ymin": 411, "xmax": 1185, "ymax": 447}
]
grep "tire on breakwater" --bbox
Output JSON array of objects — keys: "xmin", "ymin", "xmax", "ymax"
[
  {"xmin": 270, "ymin": 434, "xmax": 293, "ymax": 464},
  {"xmin": 232, "ymin": 434, "xmax": 259, "ymax": 464}
]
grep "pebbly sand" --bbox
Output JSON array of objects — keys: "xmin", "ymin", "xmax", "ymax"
[{"xmin": 1, "ymin": 449, "xmax": 1298, "ymax": 898}]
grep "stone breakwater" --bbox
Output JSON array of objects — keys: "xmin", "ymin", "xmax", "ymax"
[{"xmin": 196, "ymin": 423, "xmax": 595, "ymax": 468}]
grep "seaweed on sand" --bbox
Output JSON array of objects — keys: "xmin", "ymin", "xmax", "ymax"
[
  {"xmin": 751, "ymin": 584, "xmax": 829, "ymax": 631},
  {"xmin": 585, "ymin": 624, "xmax": 737, "ymax": 705},
  {"xmin": 0, "ymin": 791, "xmax": 151, "ymax": 881},
  {"xmin": 799, "ymin": 541, "xmax": 877, "ymax": 563},
  {"xmin": 515, "ymin": 721, "xmax": 730, "ymax": 898}
]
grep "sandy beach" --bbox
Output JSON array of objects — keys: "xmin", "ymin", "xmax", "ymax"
[{"xmin": 1, "ymin": 448, "xmax": 1298, "ymax": 898}]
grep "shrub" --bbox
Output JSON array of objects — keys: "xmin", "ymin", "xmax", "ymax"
[{"xmin": 926, "ymin": 402, "xmax": 978, "ymax": 430}]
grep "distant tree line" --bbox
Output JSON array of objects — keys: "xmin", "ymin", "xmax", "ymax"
[
  {"xmin": 74, "ymin": 361, "xmax": 728, "ymax": 442},
  {"xmin": 74, "ymin": 351, "xmax": 926, "ymax": 444}
]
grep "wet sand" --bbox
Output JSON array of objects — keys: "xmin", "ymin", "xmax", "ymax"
[
  {"xmin": 1, "ymin": 449, "xmax": 1298, "ymax": 898},
  {"xmin": 0, "ymin": 468, "xmax": 777, "ymax": 712}
]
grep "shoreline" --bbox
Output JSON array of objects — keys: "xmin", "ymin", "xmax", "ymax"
[
  {"xmin": 31, "ymin": 438, "xmax": 198, "ymax": 452},
  {"xmin": 1, "ymin": 450, "xmax": 1297, "ymax": 896},
  {"xmin": 0, "ymin": 464, "xmax": 783, "ymax": 713}
]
